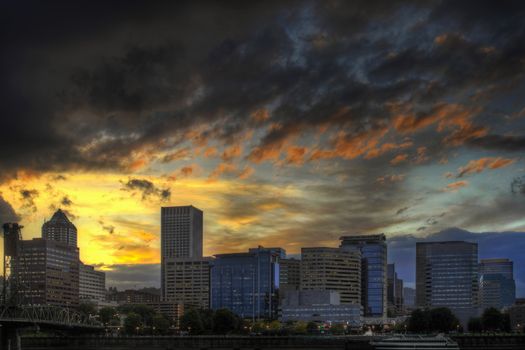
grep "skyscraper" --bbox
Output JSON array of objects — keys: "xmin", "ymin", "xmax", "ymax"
[
  {"xmin": 340, "ymin": 234, "xmax": 387, "ymax": 318},
  {"xmin": 416, "ymin": 241, "xmax": 479, "ymax": 325},
  {"xmin": 42, "ymin": 209, "xmax": 77, "ymax": 247},
  {"xmin": 161, "ymin": 206, "xmax": 203, "ymax": 259},
  {"xmin": 300, "ymin": 247, "xmax": 361, "ymax": 305},
  {"xmin": 479, "ymin": 258, "xmax": 516, "ymax": 309},
  {"xmin": 211, "ymin": 247, "xmax": 280, "ymax": 320},
  {"xmin": 161, "ymin": 205, "xmax": 204, "ymax": 300}
]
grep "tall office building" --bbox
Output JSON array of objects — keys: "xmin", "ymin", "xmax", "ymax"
[
  {"xmin": 161, "ymin": 206, "xmax": 203, "ymax": 259},
  {"xmin": 387, "ymin": 263, "xmax": 404, "ymax": 314},
  {"xmin": 340, "ymin": 234, "xmax": 387, "ymax": 318},
  {"xmin": 79, "ymin": 262, "xmax": 106, "ymax": 304},
  {"xmin": 403, "ymin": 287, "xmax": 415, "ymax": 308},
  {"xmin": 416, "ymin": 241, "xmax": 479, "ymax": 325},
  {"xmin": 211, "ymin": 247, "xmax": 280, "ymax": 320},
  {"xmin": 479, "ymin": 258, "xmax": 516, "ymax": 309},
  {"xmin": 300, "ymin": 247, "xmax": 361, "ymax": 305},
  {"xmin": 42, "ymin": 209, "xmax": 77, "ymax": 247},
  {"xmin": 279, "ymin": 258, "xmax": 301, "ymax": 292},
  {"xmin": 15, "ymin": 238, "xmax": 79, "ymax": 307},
  {"xmin": 163, "ymin": 257, "xmax": 211, "ymax": 309},
  {"xmin": 161, "ymin": 205, "xmax": 203, "ymax": 300}
]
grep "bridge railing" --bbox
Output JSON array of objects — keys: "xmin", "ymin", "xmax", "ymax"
[{"xmin": 0, "ymin": 304, "xmax": 102, "ymax": 328}]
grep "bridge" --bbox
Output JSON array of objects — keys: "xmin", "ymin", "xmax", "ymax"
[{"xmin": 0, "ymin": 304, "xmax": 103, "ymax": 349}]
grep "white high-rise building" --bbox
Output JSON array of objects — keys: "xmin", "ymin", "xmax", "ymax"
[
  {"xmin": 79, "ymin": 262, "xmax": 106, "ymax": 303},
  {"xmin": 161, "ymin": 205, "xmax": 204, "ymax": 300}
]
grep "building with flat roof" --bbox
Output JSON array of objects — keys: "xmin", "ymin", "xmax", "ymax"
[
  {"xmin": 339, "ymin": 234, "xmax": 387, "ymax": 318},
  {"xmin": 163, "ymin": 257, "xmax": 211, "ymax": 309},
  {"xmin": 279, "ymin": 258, "xmax": 301, "ymax": 293},
  {"xmin": 42, "ymin": 209, "xmax": 77, "ymax": 247},
  {"xmin": 280, "ymin": 290, "xmax": 362, "ymax": 327},
  {"xmin": 479, "ymin": 258, "xmax": 515, "ymax": 309},
  {"xmin": 161, "ymin": 205, "xmax": 204, "ymax": 301},
  {"xmin": 300, "ymin": 247, "xmax": 361, "ymax": 305},
  {"xmin": 108, "ymin": 288, "xmax": 161, "ymax": 305},
  {"xmin": 15, "ymin": 238, "xmax": 79, "ymax": 307},
  {"xmin": 79, "ymin": 262, "xmax": 106, "ymax": 304},
  {"xmin": 211, "ymin": 247, "xmax": 280, "ymax": 320},
  {"xmin": 416, "ymin": 241, "xmax": 479, "ymax": 326},
  {"xmin": 387, "ymin": 263, "xmax": 404, "ymax": 315}
]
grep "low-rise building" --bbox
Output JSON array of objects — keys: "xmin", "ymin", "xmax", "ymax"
[
  {"xmin": 280, "ymin": 290, "xmax": 362, "ymax": 327},
  {"xmin": 79, "ymin": 262, "xmax": 106, "ymax": 304},
  {"xmin": 163, "ymin": 257, "xmax": 211, "ymax": 309},
  {"xmin": 108, "ymin": 288, "xmax": 161, "ymax": 305},
  {"xmin": 509, "ymin": 304, "xmax": 525, "ymax": 332}
]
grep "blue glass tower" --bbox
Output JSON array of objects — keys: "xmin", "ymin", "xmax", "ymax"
[
  {"xmin": 339, "ymin": 234, "xmax": 387, "ymax": 318},
  {"xmin": 210, "ymin": 247, "xmax": 280, "ymax": 320},
  {"xmin": 479, "ymin": 258, "xmax": 516, "ymax": 309}
]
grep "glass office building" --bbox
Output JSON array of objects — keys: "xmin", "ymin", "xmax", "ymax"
[
  {"xmin": 340, "ymin": 234, "xmax": 387, "ymax": 318},
  {"xmin": 210, "ymin": 247, "xmax": 280, "ymax": 320},
  {"xmin": 416, "ymin": 241, "xmax": 479, "ymax": 309},
  {"xmin": 479, "ymin": 258, "xmax": 516, "ymax": 309}
]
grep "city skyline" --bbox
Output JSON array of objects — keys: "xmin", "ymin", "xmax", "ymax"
[{"xmin": 2, "ymin": 1, "xmax": 525, "ymax": 299}]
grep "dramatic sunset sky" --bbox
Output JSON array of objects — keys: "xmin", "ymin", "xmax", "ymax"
[{"xmin": 1, "ymin": 1, "xmax": 525, "ymax": 293}]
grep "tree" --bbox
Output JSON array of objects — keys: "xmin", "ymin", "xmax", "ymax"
[
  {"xmin": 118, "ymin": 304, "xmax": 156, "ymax": 327},
  {"xmin": 331, "ymin": 323, "xmax": 346, "ymax": 335},
  {"xmin": 429, "ymin": 308, "xmax": 460, "ymax": 333},
  {"xmin": 180, "ymin": 309, "xmax": 204, "ymax": 334},
  {"xmin": 78, "ymin": 302, "xmax": 97, "ymax": 317},
  {"xmin": 408, "ymin": 309, "xmax": 430, "ymax": 333},
  {"xmin": 306, "ymin": 321, "xmax": 319, "ymax": 334},
  {"xmin": 468, "ymin": 317, "xmax": 482, "ymax": 333},
  {"xmin": 292, "ymin": 321, "xmax": 307, "ymax": 334},
  {"xmin": 213, "ymin": 309, "xmax": 239, "ymax": 334},
  {"xmin": 99, "ymin": 307, "xmax": 119, "ymax": 326},
  {"xmin": 482, "ymin": 307, "xmax": 503, "ymax": 331},
  {"xmin": 124, "ymin": 312, "xmax": 142, "ymax": 335},
  {"xmin": 152, "ymin": 314, "xmax": 171, "ymax": 335}
]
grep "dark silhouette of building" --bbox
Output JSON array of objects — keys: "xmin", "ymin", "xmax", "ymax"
[
  {"xmin": 387, "ymin": 263, "xmax": 404, "ymax": 315},
  {"xmin": 42, "ymin": 209, "xmax": 78, "ymax": 247},
  {"xmin": 16, "ymin": 238, "xmax": 79, "ymax": 307},
  {"xmin": 479, "ymin": 258, "xmax": 516, "ymax": 309}
]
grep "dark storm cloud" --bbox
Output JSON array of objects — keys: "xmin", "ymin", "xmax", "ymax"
[
  {"xmin": 104, "ymin": 263, "xmax": 160, "ymax": 290},
  {"xmin": 19, "ymin": 189, "xmax": 39, "ymax": 212},
  {"xmin": 0, "ymin": 196, "xmax": 21, "ymax": 224},
  {"xmin": 389, "ymin": 227, "xmax": 525, "ymax": 296},
  {"xmin": 121, "ymin": 178, "xmax": 171, "ymax": 201},
  {"xmin": 2, "ymin": 0, "xmax": 525, "ymax": 181}
]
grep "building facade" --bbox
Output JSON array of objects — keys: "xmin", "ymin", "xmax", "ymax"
[
  {"xmin": 280, "ymin": 290, "xmax": 362, "ymax": 327},
  {"xmin": 339, "ymin": 234, "xmax": 387, "ymax": 318},
  {"xmin": 15, "ymin": 238, "xmax": 79, "ymax": 307},
  {"xmin": 300, "ymin": 247, "xmax": 361, "ymax": 305},
  {"xmin": 108, "ymin": 288, "xmax": 161, "ymax": 305},
  {"xmin": 79, "ymin": 262, "xmax": 106, "ymax": 303},
  {"xmin": 211, "ymin": 247, "xmax": 280, "ymax": 320},
  {"xmin": 416, "ymin": 241, "xmax": 479, "ymax": 325},
  {"xmin": 278, "ymin": 258, "xmax": 301, "ymax": 293},
  {"xmin": 403, "ymin": 287, "xmax": 415, "ymax": 308},
  {"xmin": 42, "ymin": 209, "xmax": 77, "ymax": 247},
  {"xmin": 161, "ymin": 205, "xmax": 203, "ymax": 300},
  {"xmin": 387, "ymin": 263, "xmax": 404, "ymax": 315},
  {"xmin": 163, "ymin": 258, "xmax": 211, "ymax": 309},
  {"xmin": 479, "ymin": 258, "xmax": 516, "ymax": 309}
]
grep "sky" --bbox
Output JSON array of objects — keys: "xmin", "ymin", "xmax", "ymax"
[{"xmin": 1, "ymin": 0, "xmax": 525, "ymax": 293}]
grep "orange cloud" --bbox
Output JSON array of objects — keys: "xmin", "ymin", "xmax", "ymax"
[
  {"xmin": 364, "ymin": 140, "xmax": 413, "ymax": 159},
  {"xmin": 310, "ymin": 127, "xmax": 388, "ymax": 161},
  {"xmin": 251, "ymin": 108, "xmax": 270, "ymax": 123},
  {"xmin": 208, "ymin": 163, "xmax": 237, "ymax": 180},
  {"xmin": 457, "ymin": 157, "xmax": 516, "ymax": 177},
  {"xmin": 203, "ymin": 147, "xmax": 218, "ymax": 158},
  {"xmin": 222, "ymin": 144, "xmax": 243, "ymax": 162},
  {"xmin": 238, "ymin": 166, "xmax": 255, "ymax": 180},
  {"xmin": 284, "ymin": 146, "xmax": 308, "ymax": 165},
  {"xmin": 162, "ymin": 148, "xmax": 190, "ymax": 163},
  {"xmin": 390, "ymin": 153, "xmax": 408, "ymax": 165},
  {"xmin": 444, "ymin": 180, "xmax": 469, "ymax": 192}
]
